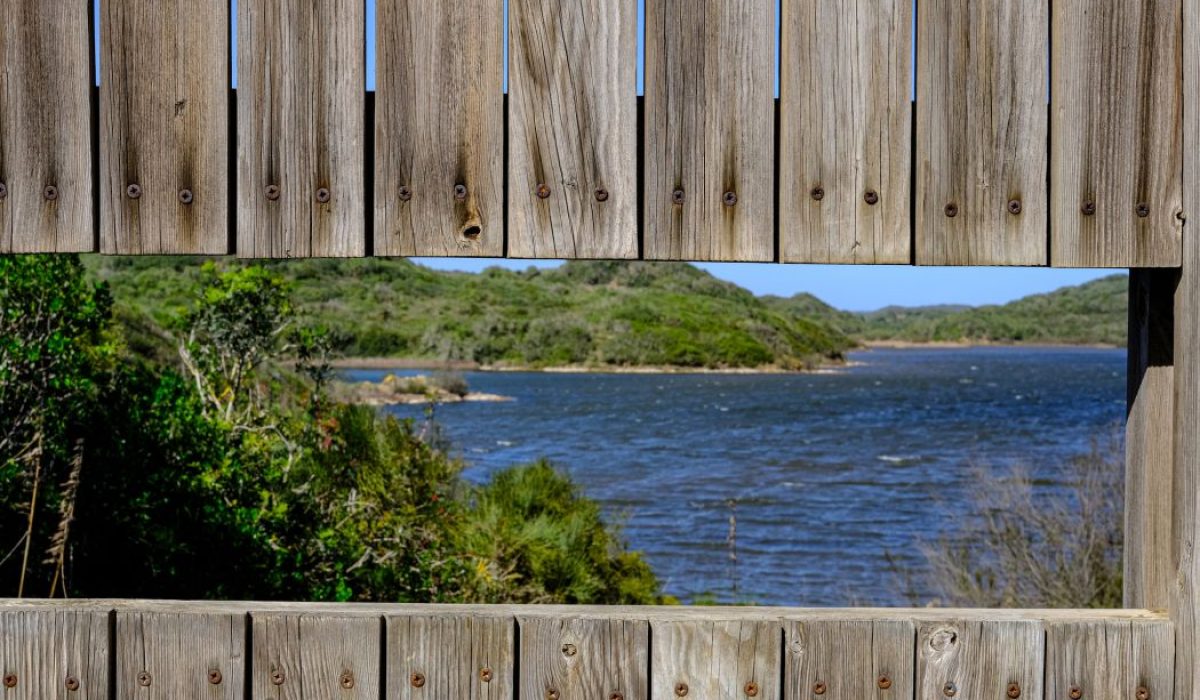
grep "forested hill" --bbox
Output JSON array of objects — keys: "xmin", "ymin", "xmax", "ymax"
[
  {"xmin": 763, "ymin": 273, "xmax": 1128, "ymax": 347},
  {"xmin": 88, "ymin": 258, "xmax": 1128, "ymax": 371}
]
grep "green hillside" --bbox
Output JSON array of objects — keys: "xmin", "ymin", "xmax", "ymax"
[{"xmin": 87, "ymin": 257, "xmax": 854, "ymax": 370}]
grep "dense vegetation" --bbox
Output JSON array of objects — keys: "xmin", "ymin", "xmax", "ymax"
[{"xmin": 1, "ymin": 255, "xmax": 660, "ymax": 603}]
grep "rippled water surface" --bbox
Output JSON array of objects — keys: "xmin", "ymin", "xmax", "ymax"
[{"xmin": 343, "ymin": 347, "xmax": 1126, "ymax": 605}]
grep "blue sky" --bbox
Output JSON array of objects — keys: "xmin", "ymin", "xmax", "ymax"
[{"xmin": 93, "ymin": 1, "xmax": 1115, "ymax": 311}]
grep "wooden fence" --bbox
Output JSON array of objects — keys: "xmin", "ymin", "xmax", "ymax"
[
  {"xmin": 0, "ymin": 602, "xmax": 1175, "ymax": 700},
  {"xmin": 0, "ymin": 0, "xmax": 1187, "ymax": 265}
]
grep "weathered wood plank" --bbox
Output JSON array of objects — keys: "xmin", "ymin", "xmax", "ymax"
[
  {"xmin": 1125, "ymin": 269, "xmax": 1178, "ymax": 611},
  {"xmin": 0, "ymin": 1, "xmax": 93, "ymax": 253},
  {"xmin": 917, "ymin": 621, "xmax": 1043, "ymax": 700},
  {"xmin": 375, "ymin": 0, "xmax": 504, "ymax": 257},
  {"xmin": 237, "ymin": 0, "xmax": 365, "ymax": 258},
  {"xmin": 1050, "ymin": 0, "xmax": 1183, "ymax": 267},
  {"xmin": 651, "ymin": 620, "xmax": 780, "ymax": 700},
  {"xmin": 388, "ymin": 615, "xmax": 513, "ymax": 700},
  {"xmin": 1046, "ymin": 620, "xmax": 1174, "ymax": 700},
  {"xmin": 784, "ymin": 620, "xmax": 913, "ymax": 700},
  {"xmin": 644, "ymin": 0, "xmax": 775, "ymax": 261},
  {"xmin": 116, "ymin": 611, "xmax": 243, "ymax": 699},
  {"xmin": 507, "ymin": 0, "xmax": 637, "ymax": 259},
  {"xmin": 779, "ymin": 0, "xmax": 911, "ymax": 264},
  {"xmin": 0, "ymin": 610, "xmax": 108, "ymax": 700},
  {"xmin": 915, "ymin": 0, "xmax": 1047, "ymax": 266},
  {"xmin": 252, "ymin": 614, "xmax": 380, "ymax": 700},
  {"xmin": 520, "ymin": 616, "xmax": 647, "ymax": 700}
]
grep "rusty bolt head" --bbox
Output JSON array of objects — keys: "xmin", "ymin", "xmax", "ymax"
[
  {"xmin": 207, "ymin": 669, "xmax": 222, "ymax": 685},
  {"xmin": 813, "ymin": 681, "xmax": 827, "ymax": 695},
  {"xmin": 126, "ymin": 184, "xmax": 141, "ymax": 200},
  {"xmin": 316, "ymin": 188, "xmax": 331, "ymax": 204},
  {"xmin": 942, "ymin": 682, "xmax": 957, "ymax": 697},
  {"xmin": 271, "ymin": 670, "xmax": 285, "ymax": 686},
  {"xmin": 0, "ymin": 181, "xmax": 7, "ymax": 200},
  {"xmin": 454, "ymin": 184, "xmax": 469, "ymax": 201},
  {"xmin": 480, "ymin": 668, "xmax": 493, "ymax": 683},
  {"xmin": 944, "ymin": 203, "xmax": 959, "ymax": 218},
  {"xmin": 547, "ymin": 689, "xmax": 560, "ymax": 700},
  {"xmin": 340, "ymin": 672, "xmax": 355, "ymax": 689},
  {"xmin": 3, "ymin": 673, "xmax": 16, "ymax": 688},
  {"xmin": 398, "ymin": 185, "xmax": 413, "ymax": 202},
  {"xmin": 810, "ymin": 187, "xmax": 824, "ymax": 201},
  {"xmin": 66, "ymin": 676, "xmax": 80, "ymax": 691},
  {"xmin": 877, "ymin": 675, "xmax": 892, "ymax": 690},
  {"xmin": 1137, "ymin": 203, "xmax": 1150, "ymax": 218},
  {"xmin": 1069, "ymin": 686, "xmax": 1083, "ymax": 700},
  {"xmin": 265, "ymin": 185, "xmax": 281, "ymax": 201},
  {"xmin": 1008, "ymin": 199, "xmax": 1022, "ymax": 215},
  {"xmin": 675, "ymin": 682, "xmax": 689, "ymax": 697},
  {"xmin": 595, "ymin": 188, "xmax": 610, "ymax": 202},
  {"xmin": 179, "ymin": 189, "xmax": 194, "ymax": 205},
  {"xmin": 672, "ymin": 189, "xmax": 686, "ymax": 205},
  {"xmin": 1081, "ymin": 201, "xmax": 1096, "ymax": 216},
  {"xmin": 864, "ymin": 190, "xmax": 879, "ymax": 206},
  {"xmin": 137, "ymin": 671, "xmax": 152, "ymax": 687},
  {"xmin": 411, "ymin": 673, "xmax": 425, "ymax": 688},
  {"xmin": 1136, "ymin": 687, "xmax": 1150, "ymax": 700},
  {"xmin": 1007, "ymin": 682, "xmax": 1021, "ymax": 698},
  {"xmin": 744, "ymin": 681, "xmax": 759, "ymax": 697},
  {"xmin": 561, "ymin": 643, "xmax": 577, "ymax": 657},
  {"xmin": 536, "ymin": 183, "xmax": 552, "ymax": 199},
  {"xmin": 610, "ymin": 693, "xmax": 624, "ymax": 700},
  {"xmin": 44, "ymin": 185, "xmax": 59, "ymax": 201},
  {"xmin": 723, "ymin": 191, "xmax": 739, "ymax": 207}
]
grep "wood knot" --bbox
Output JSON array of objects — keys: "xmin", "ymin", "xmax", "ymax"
[
  {"xmin": 561, "ymin": 643, "xmax": 577, "ymax": 657},
  {"xmin": 927, "ymin": 628, "xmax": 958, "ymax": 652}
]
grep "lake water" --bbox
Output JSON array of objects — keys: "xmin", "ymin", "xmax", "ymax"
[{"xmin": 342, "ymin": 347, "xmax": 1126, "ymax": 606}]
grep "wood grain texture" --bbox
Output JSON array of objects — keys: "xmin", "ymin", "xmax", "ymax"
[
  {"xmin": 1125, "ymin": 269, "xmax": 1178, "ymax": 611},
  {"xmin": 519, "ymin": 617, "xmax": 647, "ymax": 700},
  {"xmin": 0, "ymin": 610, "xmax": 108, "ymax": 700},
  {"xmin": 915, "ymin": 0, "xmax": 1047, "ymax": 266},
  {"xmin": 644, "ymin": 0, "xmax": 775, "ymax": 262},
  {"xmin": 100, "ymin": 0, "xmax": 228, "ymax": 254},
  {"xmin": 0, "ymin": 1, "xmax": 93, "ymax": 252},
  {"xmin": 507, "ymin": 0, "xmax": 637, "ymax": 259},
  {"xmin": 388, "ymin": 615, "xmax": 513, "ymax": 700},
  {"xmin": 651, "ymin": 620, "xmax": 779, "ymax": 700},
  {"xmin": 917, "ymin": 621, "xmax": 1043, "ymax": 700},
  {"xmin": 116, "ymin": 612, "xmax": 243, "ymax": 700},
  {"xmin": 375, "ymin": 0, "xmax": 503, "ymax": 257},
  {"xmin": 1050, "ymin": 0, "xmax": 1183, "ymax": 267},
  {"xmin": 1046, "ymin": 620, "xmax": 1174, "ymax": 700},
  {"xmin": 784, "ymin": 620, "xmax": 913, "ymax": 700},
  {"xmin": 237, "ymin": 0, "xmax": 364, "ymax": 258},
  {"xmin": 779, "ymin": 0, "xmax": 911, "ymax": 264},
  {"xmin": 252, "ymin": 614, "xmax": 380, "ymax": 700}
]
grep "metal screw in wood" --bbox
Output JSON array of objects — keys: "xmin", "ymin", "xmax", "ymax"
[
  {"xmin": 138, "ymin": 671, "xmax": 152, "ymax": 687},
  {"xmin": 723, "ymin": 191, "xmax": 739, "ymax": 207},
  {"xmin": 864, "ymin": 190, "xmax": 879, "ymax": 205},
  {"xmin": 744, "ymin": 681, "xmax": 759, "ymax": 697},
  {"xmin": 66, "ymin": 676, "xmax": 80, "ymax": 691},
  {"xmin": 944, "ymin": 203, "xmax": 959, "ymax": 218},
  {"xmin": 316, "ymin": 188, "xmax": 331, "ymax": 204},
  {"xmin": 672, "ymin": 189, "xmax": 686, "ymax": 205},
  {"xmin": 595, "ymin": 188, "xmax": 610, "ymax": 202},
  {"xmin": 398, "ymin": 185, "xmax": 413, "ymax": 201},
  {"xmin": 1007, "ymin": 682, "xmax": 1021, "ymax": 698},
  {"xmin": 536, "ymin": 183, "xmax": 552, "ymax": 199},
  {"xmin": 271, "ymin": 670, "xmax": 285, "ymax": 686},
  {"xmin": 208, "ymin": 669, "xmax": 222, "ymax": 685},
  {"xmin": 810, "ymin": 187, "xmax": 824, "ymax": 201},
  {"xmin": 3, "ymin": 674, "xmax": 16, "ymax": 688},
  {"xmin": 480, "ymin": 667, "xmax": 493, "ymax": 682},
  {"xmin": 1069, "ymin": 686, "xmax": 1083, "ymax": 699},
  {"xmin": 877, "ymin": 675, "xmax": 892, "ymax": 690},
  {"xmin": 1136, "ymin": 687, "xmax": 1150, "ymax": 700},
  {"xmin": 675, "ymin": 682, "xmax": 689, "ymax": 697},
  {"xmin": 454, "ymin": 184, "xmax": 469, "ymax": 201},
  {"xmin": 410, "ymin": 672, "xmax": 425, "ymax": 688},
  {"xmin": 942, "ymin": 682, "xmax": 957, "ymax": 697},
  {"xmin": 265, "ymin": 185, "xmax": 281, "ymax": 201},
  {"xmin": 1081, "ymin": 201, "xmax": 1096, "ymax": 216},
  {"xmin": 1008, "ymin": 199, "xmax": 1022, "ymax": 215},
  {"xmin": 0, "ymin": 182, "xmax": 7, "ymax": 200},
  {"xmin": 44, "ymin": 185, "xmax": 59, "ymax": 201},
  {"xmin": 340, "ymin": 671, "xmax": 355, "ymax": 689},
  {"xmin": 179, "ymin": 189, "xmax": 194, "ymax": 205},
  {"xmin": 813, "ymin": 681, "xmax": 827, "ymax": 695},
  {"xmin": 126, "ymin": 184, "xmax": 141, "ymax": 200},
  {"xmin": 1137, "ymin": 203, "xmax": 1151, "ymax": 218}
]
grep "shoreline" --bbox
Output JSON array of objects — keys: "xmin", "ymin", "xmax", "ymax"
[
  {"xmin": 330, "ymin": 357, "xmax": 854, "ymax": 375},
  {"xmin": 857, "ymin": 340, "xmax": 1122, "ymax": 350}
]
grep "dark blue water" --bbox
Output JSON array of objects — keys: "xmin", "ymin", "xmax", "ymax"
[{"xmin": 342, "ymin": 347, "xmax": 1126, "ymax": 606}]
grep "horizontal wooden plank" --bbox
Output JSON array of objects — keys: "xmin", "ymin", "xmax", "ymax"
[{"xmin": 0, "ymin": 1, "xmax": 93, "ymax": 253}]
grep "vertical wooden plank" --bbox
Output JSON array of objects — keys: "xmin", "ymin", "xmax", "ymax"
[
  {"xmin": 519, "ymin": 616, "xmax": 647, "ymax": 700},
  {"xmin": 915, "ymin": 0, "xmax": 1048, "ymax": 266},
  {"xmin": 100, "ymin": 0, "xmax": 229, "ymax": 254},
  {"xmin": 644, "ymin": 0, "xmax": 775, "ymax": 262},
  {"xmin": 116, "ymin": 611, "xmax": 244, "ymax": 700},
  {"xmin": 237, "ymin": 0, "xmax": 364, "ymax": 258},
  {"xmin": 375, "ymin": 0, "xmax": 504, "ymax": 257},
  {"xmin": 779, "ymin": 0, "xmax": 911, "ymax": 264},
  {"xmin": 917, "ymin": 621, "xmax": 1043, "ymax": 700},
  {"xmin": 1125, "ymin": 269, "xmax": 1178, "ymax": 610},
  {"xmin": 651, "ymin": 620, "xmax": 779, "ymax": 700},
  {"xmin": 1047, "ymin": 620, "xmax": 1174, "ymax": 700},
  {"xmin": 785, "ymin": 620, "xmax": 913, "ymax": 700},
  {"xmin": 388, "ymin": 615, "xmax": 513, "ymax": 700},
  {"xmin": 0, "ymin": 2, "xmax": 93, "ymax": 253},
  {"xmin": 252, "ymin": 614, "xmax": 380, "ymax": 700},
  {"xmin": 0, "ymin": 610, "xmax": 108, "ymax": 700},
  {"xmin": 507, "ymin": 0, "xmax": 638, "ymax": 259},
  {"xmin": 1050, "ymin": 0, "xmax": 1183, "ymax": 268}
]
